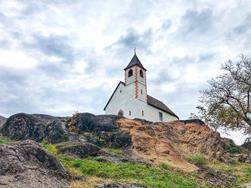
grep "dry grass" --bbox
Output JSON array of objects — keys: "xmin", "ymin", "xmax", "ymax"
[{"xmin": 69, "ymin": 177, "xmax": 108, "ymax": 188}]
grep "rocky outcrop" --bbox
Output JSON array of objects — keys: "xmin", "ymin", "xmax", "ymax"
[
  {"xmin": 0, "ymin": 115, "xmax": 6, "ymax": 130},
  {"xmin": 68, "ymin": 113, "xmax": 131, "ymax": 148},
  {"xmin": 198, "ymin": 167, "xmax": 236, "ymax": 188},
  {"xmin": 56, "ymin": 142, "xmax": 102, "ymax": 158},
  {"xmin": 242, "ymin": 137, "xmax": 251, "ymax": 151},
  {"xmin": 116, "ymin": 119, "xmax": 229, "ymax": 172},
  {"xmin": 1, "ymin": 113, "xmax": 68, "ymax": 143},
  {"xmin": 0, "ymin": 140, "xmax": 69, "ymax": 188}
]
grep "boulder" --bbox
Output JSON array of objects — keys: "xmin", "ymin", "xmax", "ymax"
[
  {"xmin": 0, "ymin": 115, "xmax": 6, "ymax": 130},
  {"xmin": 1, "ymin": 113, "xmax": 68, "ymax": 143},
  {"xmin": 45, "ymin": 120, "xmax": 69, "ymax": 143},
  {"xmin": 75, "ymin": 113, "xmax": 119, "ymax": 133},
  {"xmin": 242, "ymin": 137, "xmax": 251, "ymax": 151},
  {"xmin": 56, "ymin": 142, "xmax": 102, "ymax": 158},
  {"xmin": 0, "ymin": 140, "xmax": 69, "ymax": 188},
  {"xmin": 70, "ymin": 113, "xmax": 131, "ymax": 148}
]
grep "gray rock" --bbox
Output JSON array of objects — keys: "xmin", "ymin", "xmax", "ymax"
[
  {"xmin": 0, "ymin": 140, "xmax": 69, "ymax": 188},
  {"xmin": 76, "ymin": 113, "xmax": 119, "ymax": 133},
  {"xmin": 56, "ymin": 141, "xmax": 102, "ymax": 158},
  {"xmin": 45, "ymin": 120, "xmax": 69, "ymax": 143},
  {"xmin": 1, "ymin": 113, "xmax": 68, "ymax": 143},
  {"xmin": 0, "ymin": 115, "xmax": 6, "ymax": 130},
  {"xmin": 73, "ymin": 113, "xmax": 131, "ymax": 148}
]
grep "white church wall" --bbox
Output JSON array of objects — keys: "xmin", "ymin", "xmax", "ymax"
[
  {"xmin": 137, "ymin": 68, "xmax": 145, "ymax": 85},
  {"xmin": 105, "ymin": 82, "xmax": 178, "ymax": 122},
  {"xmin": 137, "ymin": 82, "xmax": 147, "ymax": 102}
]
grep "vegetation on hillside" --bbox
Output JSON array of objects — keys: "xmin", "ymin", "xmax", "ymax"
[
  {"xmin": 187, "ymin": 154, "xmax": 208, "ymax": 167},
  {"xmin": 40, "ymin": 142, "xmax": 251, "ymax": 188},
  {"xmin": 0, "ymin": 136, "xmax": 10, "ymax": 144}
]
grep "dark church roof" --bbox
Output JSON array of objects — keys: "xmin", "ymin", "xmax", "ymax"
[
  {"xmin": 124, "ymin": 54, "xmax": 146, "ymax": 71},
  {"xmin": 147, "ymin": 95, "xmax": 179, "ymax": 119}
]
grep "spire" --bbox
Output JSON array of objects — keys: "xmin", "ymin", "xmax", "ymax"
[{"xmin": 124, "ymin": 52, "xmax": 146, "ymax": 71}]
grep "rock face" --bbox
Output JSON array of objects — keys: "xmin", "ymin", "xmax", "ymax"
[
  {"xmin": 0, "ymin": 115, "xmax": 6, "ymax": 130},
  {"xmin": 1, "ymin": 113, "xmax": 68, "ymax": 143},
  {"xmin": 56, "ymin": 142, "xmax": 102, "ymax": 158},
  {"xmin": 70, "ymin": 113, "xmax": 131, "ymax": 148},
  {"xmin": 116, "ymin": 119, "xmax": 229, "ymax": 172},
  {"xmin": 0, "ymin": 140, "xmax": 69, "ymax": 188}
]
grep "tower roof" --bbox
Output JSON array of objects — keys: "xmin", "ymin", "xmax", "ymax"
[{"xmin": 124, "ymin": 54, "xmax": 146, "ymax": 71}]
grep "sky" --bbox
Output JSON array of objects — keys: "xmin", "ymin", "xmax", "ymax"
[{"xmin": 0, "ymin": 0, "xmax": 251, "ymax": 144}]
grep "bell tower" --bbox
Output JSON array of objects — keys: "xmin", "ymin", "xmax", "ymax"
[{"xmin": 124, "ymin": 52, "xmax": 147, "ymax": 102}]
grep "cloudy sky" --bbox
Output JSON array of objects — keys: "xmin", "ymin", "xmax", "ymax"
[{"xmin": 0, "ymin": 0, "xmax": 251, "ymax": 144}]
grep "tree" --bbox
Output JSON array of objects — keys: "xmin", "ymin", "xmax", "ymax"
[{"xmin": 198, "ymin": 55, "xmax": 251, "ymax": 133}]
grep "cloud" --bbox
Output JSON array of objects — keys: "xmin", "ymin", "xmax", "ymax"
[
  {"xmin": 29, "ymin": 35, "xmax": 74, "ymax": 63},
  {"xmin": 233, "ymin": 13, "xmax": 251, "ymax": 34},
  {"xmin": 178, "ymin": 8, "xmax": 213, "ymax": 37},
  {"xmin": 108, "ymin": 28, "xmax": 153, "ymax": 53},
  {"xmin": 1, "ymin": 0, "xmax": 251, "ymax": 144}
]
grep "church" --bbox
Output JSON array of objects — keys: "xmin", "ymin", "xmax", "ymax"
[{"xmin": 104, "ymin": 53, "xmax": 179, "ymax": 122}]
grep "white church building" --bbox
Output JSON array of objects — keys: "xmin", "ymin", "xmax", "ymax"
[{"xmin": 104, "ymin": 53, "xmax": 179, "ymax": 122}]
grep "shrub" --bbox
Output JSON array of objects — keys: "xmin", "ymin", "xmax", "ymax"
[
  {"xmin": 41, "ymin": 140, "xmax": 58, "ymax": 155},
  {"xmin": 187, "ymin": 154, "xmax": 207, "ymax": 166},
  {"xmin": 67, "ymin": 112, "xmax": 80, "ymax": 132},
  {"xmin": 160, "ymin": 163, "xmax": 171, "ymax": 170},
  {"xmin": 227, "ymin": 146, "xmax": 241, "ymax": 154}
]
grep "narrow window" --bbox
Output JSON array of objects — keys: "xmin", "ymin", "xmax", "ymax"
[
  {"xmin": 118, "ymin": 110, "xmax": 124, "ymax": 117},
  {"xmin": 128, "ymin": 69, "xmax": 133, "ymax": 77},
  {"xmin": 141, "ymin": 89, "xmax": 143, "ymax": 94},
  {"xmin": 129, "ymin": 110, "xmax": 131, "ymax": 116},
  {"xmin": 142, "ymin": 110, "xmax": 144, "ymax": 116},
  {"xmin": 139, "ymin": 70, "xmax": 144, "ymax": 78},
  {"xmin": 159, "ymin": 112, "xmax": 163, "ymax": 121},
  {"xmin": 120, "ymin": 90, "xmax": 122, "ymax": 93}
]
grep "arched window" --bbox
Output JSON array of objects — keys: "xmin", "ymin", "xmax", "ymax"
[
  {"xmin": 139, "ymin": 70, "xmax": 144, "ymax": 78},
  {"xmin": 128, "ymin": 69, "xmax": 133, "ymax": 77}
]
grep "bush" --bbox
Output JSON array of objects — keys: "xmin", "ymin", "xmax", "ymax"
[
  {"xmin": 227, "ymin": 146, "xmax": 241, "ymax": 154},
  {"xmin": 160, "ymin": 163, "xmax": 171, "ymax": 170},
  {"xmin": 187, "ymin": 154, "xmax": 207, "ymax": 166},
  {"xmin": 41, "ymin": 140, "xmax": 58, "ymax": 155}
]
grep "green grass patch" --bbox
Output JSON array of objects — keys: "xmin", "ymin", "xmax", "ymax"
[
  {"xmin": 65, "ymin": 158, "xmax": 208, "ymax": 188},
  {"xmin": 103, "ymin": 147, "xmax": 124, "ymax": 156},
  {"xmin": 0, "ymin": 136, "xmax": 9, "ymax": 144},
  {"xmin": 41, "ymin": 141, "xmax": 58, "ymax": 155},
  {"xmin": 187, "ymin": 154, "xmax": 207, "ymax": 166}
]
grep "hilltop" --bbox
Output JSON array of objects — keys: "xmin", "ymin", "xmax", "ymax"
[{"xmin": 0, "ymin": 112, "xmax": 250, "ymax": 188}]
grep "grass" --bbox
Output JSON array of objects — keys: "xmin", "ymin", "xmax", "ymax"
[
  {"xmin": 41, "ymin": 143, "xmax": 251, "ymax": 188},
  {"xmin": 41, "ymin": 141, "xmax": 58, "ymax": 155},
  {"xmin": 0, "ymin": 136, "xmax": 9, "ymax": 144},
  {"xmin": 41, "ymin": 143, "xmax": 209, "ymax": 187},
  {"xmin": 187, "ymin": 154, "xmax": 207, "ymax": 166},
  {"xmin": 209, "ymin": 161, "xmax": 251, "ymax": 185},
  {"xmin": 103, "ymin": 147, "xmax": 124, "ymax": 156},
  {"xmin": 65, "ymin": 158, "xmax": 208, "ymax": 188}
]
